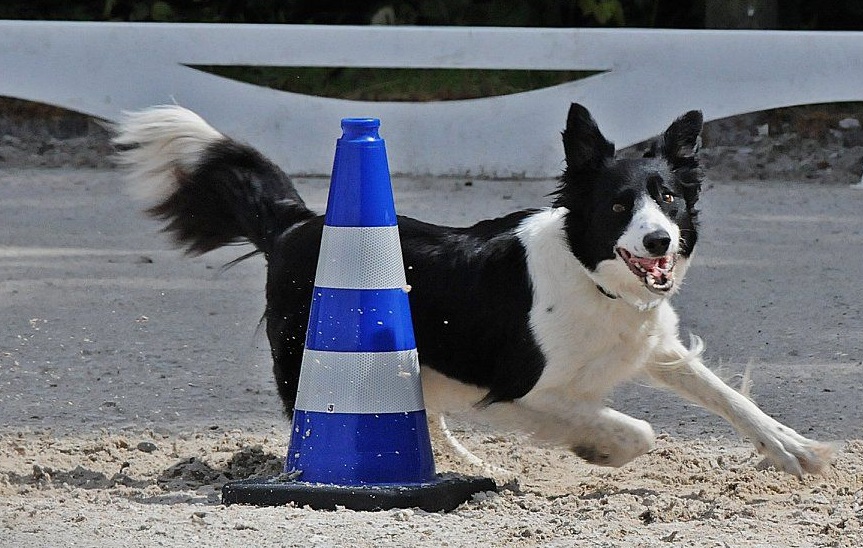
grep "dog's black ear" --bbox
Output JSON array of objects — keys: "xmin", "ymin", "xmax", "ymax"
[
  {"xmin": 663, "ymin": 111, "xmax": 704, "ymax": 208},
  {"xmin": 562, "ymin": 103, "xmax": 615, "ymax": 171},
  {"xmin": 662, "ymin": 110, "xmax": 703, "ymax": 166}
]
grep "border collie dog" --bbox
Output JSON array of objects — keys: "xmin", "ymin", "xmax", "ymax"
[{"xmin": 115, "ymin": 103, "xmax": 831, "ymax": 477}]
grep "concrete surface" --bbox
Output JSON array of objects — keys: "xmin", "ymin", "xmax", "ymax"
[{"xmin": 1, "ymin": 168, "xmax": 861, "ymax": 442}]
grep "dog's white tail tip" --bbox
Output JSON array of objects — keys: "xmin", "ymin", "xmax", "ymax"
[{"xmin": 112, "ymin": 105, "xmax": 223, "ymax": 203}]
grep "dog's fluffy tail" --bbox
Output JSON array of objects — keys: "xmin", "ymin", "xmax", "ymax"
[{"xmin": 113, "ymin": 105, "xmax": 315, "ymax": 256}]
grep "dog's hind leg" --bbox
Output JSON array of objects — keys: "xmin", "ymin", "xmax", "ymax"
[
  {"xmin": 513, "ymin": 393, "xmax": 657, "ymax": 467},
  {"xmin": 648, "ymin": 337, "xmax": 834, "ymax": 477},
  {"xmin": 567, "ymin": 405, "xmax": 656, "ymax": 467},
  {"xmin": 436, "ymin": 414, "xmax": 516, "ymax": 480},
  {"xmin": 423, "ymin": 368, "xmax": 655, "ymax": 468},
  {"xmin": 563, "ymin": 406, "xmax": 657, "ymax": 467}
]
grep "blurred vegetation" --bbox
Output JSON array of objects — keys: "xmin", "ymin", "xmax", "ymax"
[
  {"xmin": 1, "ymin": 0, "xmax": 862, "ymax": 29},
  {"xmin": 2, "ymin": 1, "xmax": 862, "ymax": 102},
  {"xmin": 194, "ymin": 66, "xmax": 599, "ymax": 101}
]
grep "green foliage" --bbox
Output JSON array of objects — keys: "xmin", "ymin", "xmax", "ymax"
[
  {"xmin": 150, "ymin": 1, "xmax": 174, "ymax": 21},
  {"xmin": 0, "ymin": 1, "xmax": 860, "ymax": 29},
  {"xmin": 578, "ymin": 0, "xmax": 625, "ymax": 25},
  {"xmin": 194, "ymin": 66, "xmax": 598, "ymax": 102},
  {"xmin": 0, "ymin": 1, "xmax": 668, "ymax": 26}
]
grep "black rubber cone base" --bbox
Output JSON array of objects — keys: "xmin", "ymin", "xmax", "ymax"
[{"xmin": 222, "ymin": 472, "xmax": 496, "ymax": 512}]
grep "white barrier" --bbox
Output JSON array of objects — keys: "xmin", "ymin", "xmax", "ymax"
[{"xmin": 1, "ymin": 21, "xmax": 862, "ymax": 177}]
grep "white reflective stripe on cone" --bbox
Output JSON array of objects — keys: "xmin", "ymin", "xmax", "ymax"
[
  {"xmin": 314, "ymin": 226, "xmax": 407, "ymax": 290},
  {"xmin": 294, "ymin": 349, "xmax": 425, "ymax": 414}
]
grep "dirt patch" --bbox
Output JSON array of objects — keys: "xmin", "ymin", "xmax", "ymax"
[{"xmin": 1, "ymin": 428, "xmax": 861, "ymax": 547}]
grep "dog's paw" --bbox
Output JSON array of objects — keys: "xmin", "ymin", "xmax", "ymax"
[
  {"xmin": 571, "ymin": 436, "xmax": 655, "ymax": 467},
  {"xmin": 570, "ymin": 415, "xmax": 656, "ymax": 467},
  {"xmin": 573, "ymin": 444, "xmax": 614, "ymax": 465},
  {"xmin": 752, "ymin": 422, "xmax": 835, "ymax": 477}
]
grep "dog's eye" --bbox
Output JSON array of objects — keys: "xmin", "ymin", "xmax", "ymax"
[
  {"xmin": 612, "ymin": 203, "xmax": 626, "ymax": 213},
  {"xmin": 662, "ymin": 193, "xmax": 675, "ymax": 204}
]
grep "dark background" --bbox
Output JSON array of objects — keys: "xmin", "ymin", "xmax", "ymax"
[{"xmin": 0, "ymin": 0, "xmax": 862, "ymax": 30}]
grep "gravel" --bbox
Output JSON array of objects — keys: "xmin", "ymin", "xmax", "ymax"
[{"xmin": 2, "ymin": 98, "xmax": 862, "ymax": 185}]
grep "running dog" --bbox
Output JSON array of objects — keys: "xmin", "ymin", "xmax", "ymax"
[{"xmin": 114, "ymin": 103, "xmax": 832, "ymax": 477}]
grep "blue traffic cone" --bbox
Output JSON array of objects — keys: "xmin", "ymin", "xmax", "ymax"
[
  {"xmin": 222, "ymin": 118, "xmax": 495, "ymax": 511},
  {"xmin": 286, "ymin": 118, "xmax": 433, "ymax": 485}
]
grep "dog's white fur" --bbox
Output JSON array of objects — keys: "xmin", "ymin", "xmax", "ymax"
[
  {"xmin": 425, "ymin": 205, "xmax": 832, "ymax": 477},
  {"xmin": 113, "ymin": 106, "xmax": 221, "ymax": 202},
  {"xmin": 115, "ymin": 105, "xmax": 833, "ymax": 478}
]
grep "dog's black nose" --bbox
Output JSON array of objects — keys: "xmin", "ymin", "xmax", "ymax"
[{"xmin": 643, "ymin": 230, "xmax": 671, "ymax": 256}]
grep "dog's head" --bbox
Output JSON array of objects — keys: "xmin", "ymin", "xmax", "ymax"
[{"xmin": 554, "ymin": 103, "xmax": 703, "ymax": 309}]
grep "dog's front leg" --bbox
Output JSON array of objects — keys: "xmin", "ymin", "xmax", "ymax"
[{"xmin": 647, "ymin": 338, "xmax": 833, "ymax": 477}]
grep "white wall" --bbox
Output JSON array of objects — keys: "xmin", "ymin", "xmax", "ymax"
[{"xmin": 2, "ymin": 22, "xmax": 862, "ymax": 177}]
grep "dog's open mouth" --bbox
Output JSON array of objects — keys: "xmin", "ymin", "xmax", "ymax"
[{"xmin": 616, "ymin": 248, "xmax": 676, "ymax": 294}]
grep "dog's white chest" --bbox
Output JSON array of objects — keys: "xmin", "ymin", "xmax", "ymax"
[
  {"xmin": 516, "ymin": 208, "xmax": 669, "ymax": 400},
  {"xmin": 531, "ymin": 288, "xmax": 664, "ymax": 399}
]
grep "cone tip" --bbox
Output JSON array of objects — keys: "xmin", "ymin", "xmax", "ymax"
[{"xmin": 341, "ymin": 118, "xmax": 381, "ymax": 141}]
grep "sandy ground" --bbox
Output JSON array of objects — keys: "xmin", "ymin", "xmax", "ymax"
[{"xmin": 1, "ymin": 167, "xmax": 862, "ymax": 547}]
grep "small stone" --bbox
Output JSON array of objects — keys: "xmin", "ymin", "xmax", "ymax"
[
  {"xmin": 136, "ymin": 441, "xmax": 158, "ymax": 453},
  {"xmin": 391, "ymin": 508, "xmax": 414, "ymax": 521},
  {"xmin": 838, "ymin": 117, "xmax": 861, "ymax": 130}
]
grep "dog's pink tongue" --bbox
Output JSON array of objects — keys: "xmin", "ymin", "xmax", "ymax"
[{"xmin": 634, "ymin": 257, "xmax": 665, "ymax": 278}]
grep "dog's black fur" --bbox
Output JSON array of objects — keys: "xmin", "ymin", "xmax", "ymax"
[
  {"xmin": 114, "ymin": 103, "xmax": 832, "ymax": 476},
  {"xmin": 141, "ymin": 104, "xmax": 699, "ymax": 413}
]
